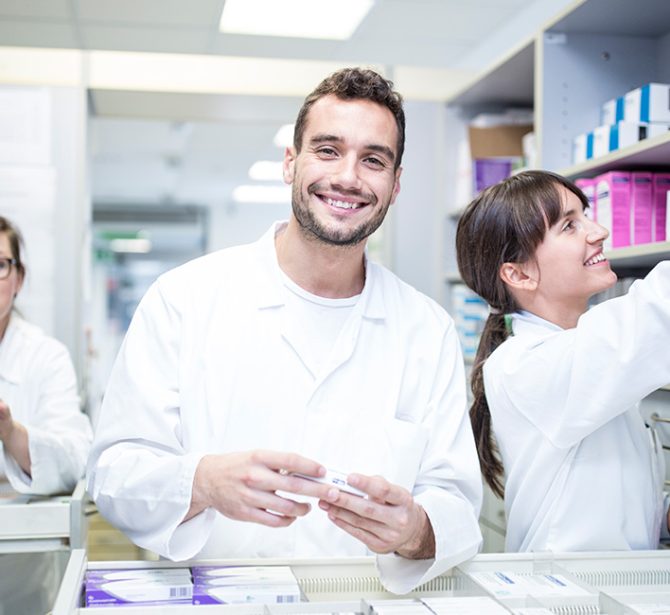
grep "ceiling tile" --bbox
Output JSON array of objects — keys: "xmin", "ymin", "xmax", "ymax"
[
  {"xmin": 81, "ymin": 25, "xmax": 211, "ymax": 54},
  {"xmin": 0, "ymin": 0, "xmax": 72, "ymax": 19},
  {"xmin": 0, "ymin": 20, "xmax": 79, "ymax": 48},
  {"xmin": 74, "ymin": 0, "xmax": 223, "ymax": 28}
]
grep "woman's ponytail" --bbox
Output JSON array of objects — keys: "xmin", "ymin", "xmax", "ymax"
[{"xmin": 469, "ymin": 312, "xmax": 508, "ymax": 498}]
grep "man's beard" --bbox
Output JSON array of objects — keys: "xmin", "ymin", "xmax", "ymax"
[{"xmin": 291, "ymin": 182, "xmax": 389, "ymax": 247}]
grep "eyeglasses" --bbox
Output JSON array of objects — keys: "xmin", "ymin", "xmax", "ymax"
[{"xmin": 0, "ymin": 258, "xmax": 17, "ymax": 280}]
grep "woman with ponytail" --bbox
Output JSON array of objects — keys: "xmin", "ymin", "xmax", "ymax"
[{"xmin": 456, "ymin": 170, "xmax": 670, "ymax": 552}]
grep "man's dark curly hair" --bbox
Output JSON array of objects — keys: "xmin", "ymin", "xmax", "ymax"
[{"xmin": 293, "ymin": 67, "xmax": 405, "ymax": 169}]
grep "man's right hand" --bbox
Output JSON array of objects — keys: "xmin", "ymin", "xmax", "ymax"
[{"xmin": 183, "ymin": 450, "xmax": 336, "ymax": 527}]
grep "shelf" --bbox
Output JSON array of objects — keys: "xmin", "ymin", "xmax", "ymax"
[
  {"xmin": 447, "ymin": 39, "xmax": 534, "ymax": 108},
  {"xmin": 605, "ymin": 242, "xmax": 670, "ymax": 269},
  {"xmin": 547, "ymin": 0, "xmax": 670, "ymax": 37},
  {"xmin": 561, "ymin": 132, "xmax": 670, "ymax": 179}
]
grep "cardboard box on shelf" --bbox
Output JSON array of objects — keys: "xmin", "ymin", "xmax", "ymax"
[{"xmin": 468, "ymin": 124, "xmax": 533, "ymax": 159}]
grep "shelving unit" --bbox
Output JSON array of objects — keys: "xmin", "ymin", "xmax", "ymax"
[
  {"xmin": 0, "ymin": 479, "xmax": 87, "ymax": 554},
  {"xmin": 442, "ymin": 0, "xmax": 670, "ymax": 552}
]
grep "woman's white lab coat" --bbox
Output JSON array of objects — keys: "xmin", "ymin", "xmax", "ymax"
[
  {"xmin": 484, "ymin": 261, "xmax": 670, "ymax": 552},
  {"xmin": 0, "ymin": 315, "xmax": 92, "ymax": 495}
]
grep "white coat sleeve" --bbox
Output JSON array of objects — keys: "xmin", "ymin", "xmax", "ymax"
[
  {"xmin": 86, "ymin": 278, "xmax": 214, "ymax": 560},
  {"xmin": 492, "ymin": 261, "xmax": 670, "ymax": 448},
  {"xmin": 376, "ymin": 319, "xmax": 483, "ymax": 594},
  {"xmin": 4, "ymin": 339, "xmax": 92, "ymax": 496}
]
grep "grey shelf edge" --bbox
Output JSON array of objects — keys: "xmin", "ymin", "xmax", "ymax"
[
  {"xmin": 560, "ymin": 132, "xmax": 670, "ymax": 179},
  {"xmin": 444, "ymin": 272, "xmax": 463, "ymax": 284},
  {"xmin": 605, "ymin": 242, "xmax": 670, "ymax": 268}
]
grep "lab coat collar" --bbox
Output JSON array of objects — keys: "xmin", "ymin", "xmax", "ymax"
[
  {"xmin": 0, "ymin": 313, "xmax": 24, "ymax": 385},
  {"xmin": 512, "ymin": 310, "xmax": 564, "ymax": 337},
  {"xmin": 253, "ymin": 221, "xmax": 387, "ymax": 321}
]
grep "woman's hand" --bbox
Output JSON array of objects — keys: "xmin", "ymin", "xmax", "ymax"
[{"xmin": 0, "ymin": 399, "xmax": 31, "ymax": 475}]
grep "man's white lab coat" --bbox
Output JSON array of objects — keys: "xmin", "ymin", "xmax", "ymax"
[
  {"xmin": 484, "ymin": 262, "xmax": 670, "ymax": 552},
  {"xmin": 0, "ymin": 315, "xmax": 92, "ymax": 495},
  {"xmin": 87, "ymin": 223, "xmax": 482, "ymax": 594}
]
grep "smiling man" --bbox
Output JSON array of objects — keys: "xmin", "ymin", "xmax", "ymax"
[{"xmin": 87, "ymin": 68, "xmax": 482, "ymax": 595}]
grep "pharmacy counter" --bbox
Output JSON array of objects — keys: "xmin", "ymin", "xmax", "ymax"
[{"xmin": 52, "ymin": 549, "xmax": 670, "ymax": 614}]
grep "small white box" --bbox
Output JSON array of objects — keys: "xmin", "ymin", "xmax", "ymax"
[
  {"xmin": 624, "ymin": 82, "xmax": 670, "ymax": 123},
  {"xmin": 592, "ymin": 121, "xmax": 669, "ymax": 158},
  {"xmin": 601, "ymin": 96, "xmax": 624, "ymax": 125},
  {"xmin": 572, "ymin": 132, "xmax": 593, "ymax": 164}
]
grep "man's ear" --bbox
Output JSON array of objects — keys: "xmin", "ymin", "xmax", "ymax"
[
  {"xmin": 499, "ymin": 261, "xmax": 538, "ymax": 292},
  {"xmin": 283, "ymin": 147, "xmax": 296, "ymax": 184}
]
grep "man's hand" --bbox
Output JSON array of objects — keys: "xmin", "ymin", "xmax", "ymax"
[
  {"xmin": 0, "ymin": 399, "xmax": 31, "ymax": 474},
  {"xmin": 184, "ymin": 450, "xmax": 335, "ymax": 527},
  {"xmin": 318, "ymin": 473, "xmax": 435, "ymax": 559}
]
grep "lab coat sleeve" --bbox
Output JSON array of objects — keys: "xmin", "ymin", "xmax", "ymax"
[
  {"xmin": 86, "ymin": 277, "xmax": 215, "ymax": 560},
  {"xmin": 493, "ymin": 261, "xmax": 670, "ymax": 448},
  {"xmin": 376, "ymin": 319, "xmax": 483, "ymax": 594},
  {"xmin": 4, "ymin": 338, "xmax": 92, "ymax": 496}
]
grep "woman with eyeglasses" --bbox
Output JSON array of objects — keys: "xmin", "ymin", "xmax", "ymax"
[{"xmin": 0, "ymin": 215, "xmax": 91, "ymax": 495}]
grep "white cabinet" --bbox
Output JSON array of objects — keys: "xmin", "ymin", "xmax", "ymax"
[{"xmin": 53, "ymin": 550, "xmax": 670, "ymax": 613}]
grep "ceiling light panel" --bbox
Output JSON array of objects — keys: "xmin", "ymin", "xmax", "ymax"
[{"xmin": 219, "ymin": 0, "xmax": 374, "ymax": 40}]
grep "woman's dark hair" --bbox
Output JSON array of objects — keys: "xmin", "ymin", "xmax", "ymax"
[
  {"xmin": 293, "ymin": 67, "xmax": 405, "ymax": 170},
  {"xmin": 0, "ymin": 215, "xmax": 26, "ymax": 280},
  {"xmin": 455, "ymin": 170, "xmax": 589, "ymax": 497}
]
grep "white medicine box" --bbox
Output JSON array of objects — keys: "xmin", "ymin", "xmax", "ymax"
[{"xmin": 624, "ymin": 82, "xmax": 670, "ymax": 123}]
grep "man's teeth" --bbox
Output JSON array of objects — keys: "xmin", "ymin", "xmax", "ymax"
[
  {"xmin": 326, "ymin": 197, "xmax": 362, "ymax": 210},
  {"xmin": 584, "ymin": 253, "xmax": 605, "ymax": 266}
]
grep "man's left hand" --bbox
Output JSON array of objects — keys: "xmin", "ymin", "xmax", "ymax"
[{"xmin": 318, "ymin": 474, "xmax": 435, "ymax": 559}]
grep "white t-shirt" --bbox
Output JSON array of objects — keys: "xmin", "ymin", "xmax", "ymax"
[{"xmin": 279, "ymin": 269, "xmax": 359, "ymax": 378}]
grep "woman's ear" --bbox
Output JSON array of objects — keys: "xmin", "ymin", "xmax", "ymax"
[{"xmin": 499, "ymin": 261, "xmax": 538, "ymax": 292}]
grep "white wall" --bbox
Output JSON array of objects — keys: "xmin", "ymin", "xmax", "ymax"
[
  {"xmin": 389, "ymin": 100, "xmax": 447, "ymax": 303},
  {"xmin": 0, "ymin": 85, "xmax": 89, "ymax": 377}
]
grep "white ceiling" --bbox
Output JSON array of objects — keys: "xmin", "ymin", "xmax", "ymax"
[{"xmin": 0, "ymin": 0, "xmax": 572, "ymax": 214}]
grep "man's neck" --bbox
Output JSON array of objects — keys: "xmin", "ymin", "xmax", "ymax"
[{"xmin": 275, "ymin": 219, "xmax": 366, "ymax": 299}]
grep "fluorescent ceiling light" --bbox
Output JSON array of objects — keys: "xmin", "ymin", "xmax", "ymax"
[
  {"xmin": 249, "ymin": 161, "xmax": 284, "ymax": 181},
  {"xmin": 233, "ymin": 185, "xmax": 291, "ymax": 204},
  {"xmin": 109, "ymin": 238, "xmax": 152, "ymax": 253},
  {"xmin": 273, "ymin": 124, "xmax": 295, "ymax": 148},
  {"xmin": 219, "ymin": 0, "xmax": 374, "ymax": 40}
]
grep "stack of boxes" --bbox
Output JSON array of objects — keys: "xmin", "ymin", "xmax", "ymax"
[
  {"xmin": 454, "ymin": 111, "xmax": 533, "ymax": 208},
  {"xmin": 575, "ymin": 171, "xmax": 670, "ymax": 249},
  {"xmin": 84, "ymin": 567, "xmax": 193, "ymax": 608},
  {"xmin": 83, "ymin": 564, "xmax": 303, "ymax": 608},
  {"xmin": 450, "ymin": 284, "xmax": 489, "ymax": 365},
  {"xmin": 191, "ymin": 565, "xmax": 302, "ymax": 606},
  {"xmin": 572, "ymin": 82, "xmax": 670, "ymax": 164}
]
